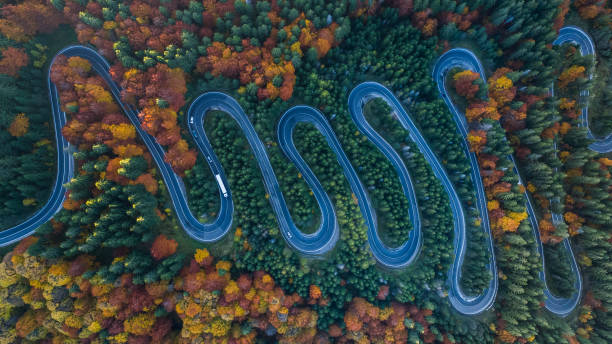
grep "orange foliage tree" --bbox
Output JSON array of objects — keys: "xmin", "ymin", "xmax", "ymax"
[
  {"xmin": 453, "ymin": 69, "xmax": 481, "ymax": 99},
  {"xmin": 0, "ymin": 47, "xmax": 29, "ymax": 77},
  {"xmin": 309, "ymin": 285, "xmax": 322, "ymax": 300},
  {"xmin": 467, "ymin": 129, "xmax": 487, "ymax": 153},
  {"xmin": 339, "ymin": 298, "xmax": 446, "ymax": 343},
  {"xmin": 538, "ymin": 219, "xmax": 557, "ymax": 244},
  {"xmin": 134, "ymin": 173, "xmax": 158, "ymax": 194},
  {"xmin": 150, "ymin": 234, "xmax": 178, "ymax": 260},
  {"xmin": 118, "ymin": 64, "xmax": 195, "ymax": 175},
  {"xmin": 488, "ymin": 68, "xmax": 517, "ymax": 106},
  {"xmin": 195, "ymin": 13, "xmax": 336, "ymax": 102},
  {"xmin": 0, "ymin": 221, "xmax": 456, "ymax": 343},
  {"xmin": 558, "ymin": 65, "xmax": 586, "ymax": 89},
  {"xmin": 573, "ymin": 0, "xmax": 609, "ymax": 20},
  {"xmin": 0, "ymin": 0, "xmax": 65, "ymax": 42}
]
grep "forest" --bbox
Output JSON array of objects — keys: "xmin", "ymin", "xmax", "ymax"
[{"xmin": 0, "ymin": 0, "xmax": 611, "ymax": 343}]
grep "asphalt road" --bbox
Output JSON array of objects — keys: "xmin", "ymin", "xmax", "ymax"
[
  {"xmin": 433, "ymin": 46, "xmax": 582, "ymax": 317},
  {"xmin": 432, "ymin": 51, "xmax": 498, "ymax": 315},
  {"xmin": 1, "ymin": 39, "xmax": 589, "ymax": 317},
  {"xmin": 0, "ymin": 45, "xmax": 495, "ymax": 315},
  {"xmin": 0, "ymin": 45, "xmax": 498, "ymax": 315},
  {"xmin": 510, "ymin": 155, "xmax": 583, "ymax": 317},
  {"xmin": 189, "ymin": 93, "xmax": 339, "ymax": 254},
  {"xmin": 0, "ymin": 47, "xmax": 75, "ymax": 246},
  {"xmin": 554, "ymin": 26, "xmax": 612, "ymax": 153}
]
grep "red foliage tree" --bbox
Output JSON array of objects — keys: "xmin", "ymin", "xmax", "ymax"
[
  {"xmin": 127, "ymin": 287, "xmax": 155, "ymax": 313},
  {"xmin": 574, "ymin": 0, "xmax": 607, "ymax": 20},
  {"xmin": 150, "ymin": 234, "xmax": 178, "ymax": 260},
  {"xmin": 453, "ymin": 70, "xmax": 481, "ymax": 99},
  {"xmin": 376, "ymin": 285, "xmax": 389, "ymax": 300},
  {"xmin": 164, "ymin": 140, "xmax": 197, "ymax": 177},
  {"xmin": 183, "ymin": 271, "xmax": 205, "ymax": 293},
  {"xmin": 385, "ymin": 0, "xmax": 414, "ymax": 16},
  {"xmin": 0, "ymin": 47, "xmax": 29, "ymax": 77},
  {"xmin": 0, "ymin": 0, "xmax": 65, "ymax": 42},
  {"xmin": 554, "ymin": 0, "xmax": 571, "ymax": 32},
  {"xmin": 237, "ymin": 274, "xmax": 252, "ymax": 291},
  {"xmin": 150, "ymin": 317, "xmax": 172, "ymax": 342}
]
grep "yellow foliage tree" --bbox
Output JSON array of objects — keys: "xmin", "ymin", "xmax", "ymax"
[
  {"xmin": 8, "ymin": 113, "xmax": 29, "ymax": 137},
  {"xmin": 508, "ymin": 211, "xmax": 528, "ymax": 222},
  {"xmin": 497, "ymin": 216, "xmax": 520, "ymax": 233},
  {"xmin": 559, "ymin": 98, "xmax": 576, "ymax": 111},
  {"xmin": 495, "ymin": 75, "xmax": 513, "ymax": 89},
  {"xmin": 290, "ymin": 41, "xmax": 303, "ymax": 56},
  {"xmin": 194, "ymin": 248, "xmax": 211, "ymax": 265},
  {"xmin": 124, "ymin": 312, "xmax": 156, "ymax": 336},
  {"xmin": 207, "ymin": 318, "xmax": 231, "ymax": 337},
  {"xmin": 466, "ymin": 130, "xmax": 487, "ymax": 153},
  {"xmin": 67, "ymin": 56, "xmax": 91, "ymax": 73},
  {"xmin": 113, "ymin": 144, "xmax": 144, "ymax": 158},
  {"xmin": 47, "ymin": 262, "xmax": 70, "ymax": 287},
  {"xmin": 108, "ymin": 123, "xmax": 136, "ymax": 141},
  {"xmin": 22, "ymin": 198, "xmax": 36, "ymax": 206},
  {"xmin": 85, "ymin": 84, "xmax": 113, "ymax": 103},
  {"xmin": 487, "ymin": 200, "xmax": 500, "ymax": 211},
  {"xmin": 558, "ymin": 65, "xmax": 586, "ymax": 89}
]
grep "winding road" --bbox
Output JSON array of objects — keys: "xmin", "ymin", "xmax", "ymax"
[
  {"xmin": 433, "ymin": 45, "xmax": 582, "ymax": 317},
  {"xmin": 350, "ymin": 83, "xmax": 497, "ymax": 313},
  {"xmin": 1, "ymin": 29, "xmax": 596, "ymax": 317},
  {"xmin": 0, "ymin": 45, "xmax": 495, "ymax": 315},
  {"xmin": 279, "ymin": 99, "xmax": 423, "ymax": 267},
  {"xmin": 511, "ymin": 154, "xmax": 583, "ymax": 317},
  {"xmin": 0, "ymin": 47, "xmax": 75, "ymax": 246},
  {"xmin": 554, "ymin": 26, "xmax": 612, "ymax": 153},
  {"xmin": 432, "ymin": 49, "xmax": 499, "ymax": 315}
]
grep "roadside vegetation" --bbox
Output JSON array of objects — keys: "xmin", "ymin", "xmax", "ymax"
[
  {"xmin": 0, "ymin": 26, "xmax": 77, "ymax": 227},
  {"xmin": 1, "ymin": 1, "xmax": 612, "ymax": 343}
]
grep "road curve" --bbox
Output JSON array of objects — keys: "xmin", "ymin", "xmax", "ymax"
[
  {"xmin": 279, "ymin": 101, "xmax": 421, "ymax": 268},
  {"xmin": 351, "ymin": 82, "xmax": 498, "ymax": 314},
  {"xmin": 431, "ymin": 50, "xmax": 498, "ymax": 314},
  {"xmin": 434, "ymin": 47, "xmax": 582, "ymax": 317},
  {"xmin": 510, "ymin": 155, "xmax": 583, "ymax": 317},
  {"xmin": 189, "ymin": 93, "xmax": 338, "ymax": 254},
  {"xmin": 554, "ymin": 26, "xmax": 612, "ymax": 153},
  {"xmin": 0, "ymin": 47, "xmax": 75, "ymax": 246},
  {"xmin": 1, "ymin": 44, "xmax": 502, "ymax": 315}
]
